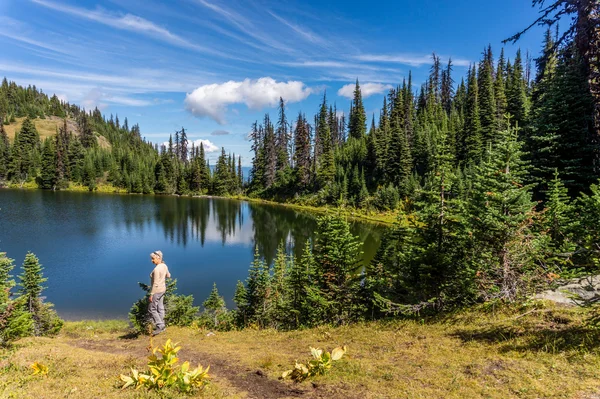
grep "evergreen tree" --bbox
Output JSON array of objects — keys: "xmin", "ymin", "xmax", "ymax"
[
  {"xmin": 233, "ymin": 280, "xmax": 249, "ymax": 327},
  {"xmin": 348, "ymin": 80, "xmax": 367, "ymax": 139},
  {"xmin": 17, "ymin": 252, "xmax": 62, "ymax": 336},
  {"xmin": 245, "ymin": 247, "xmax": 270, "ymax": 326},
  {"xmin": 495, "ymin": 48, "xmax": 509, "ymax": 130},
  {"xmin": 0, "ymin": 123, "xmax": 9, "ymax": 179},
  {"xmin": 0, "ymin": 252, "xmax": 32, "ymax": 344},
  {"xmin": 313, "ymin": 215, "xmax": 364, "ymax": 324},
  {"xmin": 478, "ymin": 46, "xmax": 497, "ymax": 145},
  {"xmin": 528, "ymin": 43, "xmax": 595, "ymax": 196},
  {"xmin": 317, "ymin": 95, "xmax": 335, "ymax": 187},
  {"xmin": 468, "ymin": 122, "xmax": 540, "ymax": 302},
  {"xmin": 11, "ymin": 117, "xmax": 40, "ymax": 182},
  {"xmin": 213, "ymin": 147, "xmax": 230, "ymax": 196},
  {"xmin": 293, "ymin": 113, "xmax": 311, "ymax": 189},
  {"xmin": 506, "ymin": 49, "xmax": 529, "ymax": 127},
  {"xmin": 286, "ymin": 240, "xmax": 319, "ymax": 328},
  {"xmin": 39, "ymin": 137, "xmax": 57, "ymax": 189},
  {"xmin": 202, "ymin": 283, "xmax": 226, "ymax": 328},
  {"xmin": 275, "ymin": 97, "xmax": 290, "ymax": 172},
  {"xmin": 464, "ymin": 65, "xmax": 483, "ymax": 163}
]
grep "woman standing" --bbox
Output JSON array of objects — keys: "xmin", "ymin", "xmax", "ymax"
[{"xmin": 149, "ymin": 250, "xmax": 171, "ymax": 335}]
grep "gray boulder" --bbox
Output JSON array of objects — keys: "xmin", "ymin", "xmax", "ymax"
[{"xmin": 534, "ymin": 275, "xmax": 600, "ymax": 306}]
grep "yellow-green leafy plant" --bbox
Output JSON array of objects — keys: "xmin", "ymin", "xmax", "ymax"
[
  {"xmin": 120, "ymin": 339, "xmax": 210, "ymax": 392},
  {"xmin": 30, "ymin": 362, "xmax": 48, "ymax": 376},
  {"xmin": 281, "ymin": 346, "xmax": 347, "ymax": 382}
]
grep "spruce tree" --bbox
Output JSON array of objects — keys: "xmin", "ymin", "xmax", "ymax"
[
  {"xmin": 213, "ymin": 147, "xmax": 230, "ymax": 196},
  {"xmin": 233, "ymin": 280, "xmax": 249, "ymax": 327},
  {"xmin": 468, "ymin": 122, "xmax": 540, "ymax": 302},
  {"xmin": 0, "ymin": 252, "xmax": 33, "ymax": 343},
  {"xmin": 11, "ymin": 117, "xmax": 40, "ymax": 182},
  {"xmin": 317, "ymin": 95, "xmax": 334, "ymax": 187},
  {"xmin": 245, "ymin": 247, "xmax": 270, "ymax": 326},
  {"xmin": 348, "ymin": 80, "xmax": 367, "ymax": 139},
  {"xmin": 464, "ymin": 65, "xmax": 483, "ymax": 163},
  {"xmin": 313, "ymin": 215, "xmax": 364, "ymax": 323},
  {"xmin": 478, "ymin": 46, "xmax": 497, "ymax": 145},
  {"xmin": 275, "ymin": 97, "xmax": 289, "ymax": 172},
  {"xmin": 495, "ymin": 48, "xmax": 509, "ymax": 130},
  {"xmin": 0, "ymin": 123, "xmax": 9, "ymax": 179},
  {"xmin": 17, "ymin": 252, "xmax": 62, "ymax": 336},
  {"xmin": 529, "ymin": 43, "xmax": 595, "ymax": 196},
  {"xmin": 39, "ymin": 138, "xmax": 57, "ymax": 189},
  {"xmin": 287, "ymin": 241, "xmax": 318, "ymax": 327},
  {"xmin": 506, "ymin": 49, "xmax": 529, "ymax": 127},
  {"xmin": 202, "ymin": 283, "xmax": 226, "ymax": 328},
  {"xmin": 293, "ymin": 113, "xmax": 311, "ymax": 189}
]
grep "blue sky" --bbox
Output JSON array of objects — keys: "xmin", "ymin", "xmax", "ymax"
[{"xmin": 1, "ymin": 0, "xmax": 549, "ymax": 165}]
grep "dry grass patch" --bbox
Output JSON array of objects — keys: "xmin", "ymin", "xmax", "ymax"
[
  {"xmin": 4, "ymin": 116, "xmax": 111, "ymax": 149},
  {"xmin": 2, "ymin": 304, "xmax": 600, "ymax": 398}
]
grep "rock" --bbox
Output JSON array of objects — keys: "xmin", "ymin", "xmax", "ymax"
[{"xmin": 534, "ymin": 275, "xmax": 600, "ymax": 305}]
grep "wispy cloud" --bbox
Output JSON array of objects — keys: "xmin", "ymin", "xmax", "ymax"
[
  {"xmin": 211, "ymin": 130, "xmax": 230, "ymax": 136},
  {"xmin": 185, "ymin": 77, "xmax": 312, "ymax": 124},
  {"xmin": 30, "ymin": 0, "xmax": 235, "ymax": 59},
  {"xmin": 338, "ymin": 82, "xmax": 393, "ymax": 99},
  {"xmin": 354, "ymin": 54, "xmax": 470, "ymax": 67},
  {"xmin": 268, "ymin": 10, "xmax": 325, "ymax": 45},
  {"xmin": 195, "ymin": 0, "xmax": 293, "ymax": 54}
]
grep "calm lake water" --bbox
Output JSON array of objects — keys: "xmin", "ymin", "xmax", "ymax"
[{"xmin": 0, "ymin": 189, "xmax": 386, "ymax": 320}]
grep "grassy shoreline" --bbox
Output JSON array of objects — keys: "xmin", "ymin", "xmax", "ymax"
[
  {"xmin": 0, "ymin": 183, "xmax": 398, "ymax": 225},
  {"xmin": 2, "ymin": 303, "xmax": 600, "ymax": 398}
]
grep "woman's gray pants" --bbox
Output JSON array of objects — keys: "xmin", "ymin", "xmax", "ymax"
[{"xmin": 148, "ymin": 292, "xmax": 166, "ymax": 330}]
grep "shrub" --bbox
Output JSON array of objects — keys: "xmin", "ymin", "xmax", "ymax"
[
  {"xmin": 129, "ymin": 279, "xmax": 200, "ymax": 334},
  {"xmin": 281, "ymin": 346, "xmax": 347, "ymax": 382},
  {"xmin": 120, "ymin": 339, "xmax": 210, "ymax": 392}
]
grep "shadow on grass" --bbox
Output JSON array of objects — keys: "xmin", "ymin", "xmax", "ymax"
[
  {"xmin": 118, "ymin": 330, "xmax": 141, "ymax": 340},
  {"xmin": 451, "ymin": 320, "xmax": 600, "ymax": 354}
]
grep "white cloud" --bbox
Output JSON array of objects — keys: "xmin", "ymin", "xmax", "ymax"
[
  {"xmin": 191, "ymin": 139, "xmax": 219, "ymax": 153},
  {"xmin": 161, "ymin": 139, "xmax": 219, "ymax": 153},
  {"xmin": 337, "ymin": 82, "xmax": 392, "ymax": 99},
  {"xmin": 354, "ymin": 54, "xmax": 470, "ymax": 67},
  {"xmin": 185, "ymin": 77, "xmax": 312, "ymax": 124},
  {"xmin": 211, "ymin": 130, "xmax": 230, "ymax": 136}
]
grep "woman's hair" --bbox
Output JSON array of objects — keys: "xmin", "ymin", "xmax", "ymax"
[{"xmin": 150, "ymin": 250, "xmax": 163, "ymax": 262}]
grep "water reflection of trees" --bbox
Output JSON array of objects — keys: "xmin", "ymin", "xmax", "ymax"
[
  {"xmin": 247, "ymin": 203, "xmax": 317, "ymax": 264},
  {"xmin": 247, "ymin": 204, "xmax": 385, "ymax": 265},
  {"xmin": 157, "ymin": 197, "xmax": 239, "ymax": 247},
  {"xmin": 114, "ymin": 194, "xmax": 384, "ymax": 264}
]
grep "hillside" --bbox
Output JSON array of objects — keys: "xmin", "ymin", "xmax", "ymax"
[
  {"xmin": 2, "ymin": 303, "xmax": 600, "ymax": 399},
  {"xmin": 4, "ymin": 116, "xmax": 111, "ymax": 149}
]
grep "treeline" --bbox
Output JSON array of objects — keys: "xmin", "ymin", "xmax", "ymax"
[
  {"xmin": 134, "ymin": 191, "xmax": 599, "ymax": 332},
  {"xmin": 248, "ymin": 34, "xmax": 597, "ymax": 209},
  {"xmin": 0, "ymin": 79, "xmax": 242, "ymax": 196}
]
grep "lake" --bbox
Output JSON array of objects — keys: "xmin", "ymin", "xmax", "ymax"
[{"xmin": 0, "ymin": 189, "xmax": 386, "ymax": 320}]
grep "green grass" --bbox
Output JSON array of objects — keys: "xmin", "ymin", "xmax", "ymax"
[
  {"xmin": 229, "ymin": 194, "xmax": 399, "ymax": 225},
  {"xmin": 2, "ymin": 302, "xmax": 600, "ymax": 398}
]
